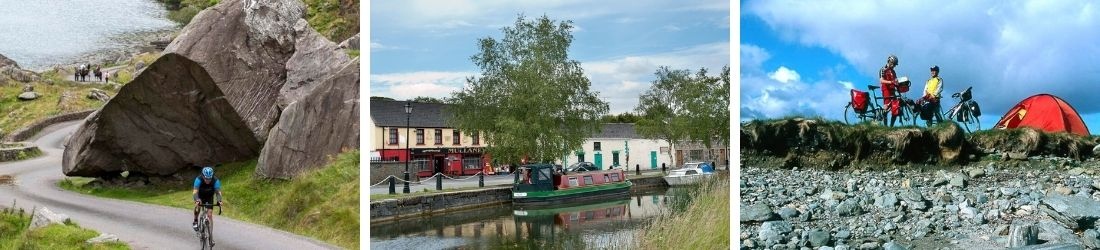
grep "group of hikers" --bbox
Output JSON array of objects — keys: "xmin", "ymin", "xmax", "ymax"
[
  {"xmin": 74, "ymin": 63, "xmax": 110, "ymax": 82},
  {"xmin": 877, "ymin": 54, "xmax": 944, "ymax": 126}
]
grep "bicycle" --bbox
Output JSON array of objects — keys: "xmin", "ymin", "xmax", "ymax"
[
  {"xmin": 844, "ymin": 85, "xmax": 887, "ymax": 125},
  {"xmin": 944, "ymin": 86, "xmax": 982, "ymax": 133},
  {"xmin": 196, "ymin": 202, "xmax": 222, "ymax": 249}
]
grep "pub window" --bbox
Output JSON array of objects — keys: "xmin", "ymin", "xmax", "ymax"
[
  {"xmin": 413, "ymin": 157, "xmax": 430, "ymax": 171},
  {"xmin": 388, "ymin": 128, "xmax": 398, "ymax": 145},
  {"xmin": 434, "ymin": 129, "xmax": 443, "ymax": 145},
  {"xmin": 472, "ymin": 131, "xmax": 480, "ymax": 145},
  {"xmin": 463, "ymin": 156, "xmax": 481, "ymax": 170},
  {"xmin": 583, "ymin": 176, "xmax": 593, "ymax": 185},
  {"xmin": 416, "ymin": 129, "xmax": 425, "ymax": 145},
  {"xmin": 594, "ymin": 142, "xmax": 601, "ymax": 151},
  {"xmin": 453, "ymin": 130, "xmax": 461, "ymax": 145}
]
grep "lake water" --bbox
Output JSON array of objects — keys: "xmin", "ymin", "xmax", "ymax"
[
  {"xmin": 0, "ymin": 0, "xmax": 175, "ymax": 70},
  {"xmin": 370, "ymin": 187, "xmax": 698, "ymax": 249}
]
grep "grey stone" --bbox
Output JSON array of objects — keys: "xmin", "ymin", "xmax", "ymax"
[
  {"xmin": 758, "ymin": 221, "xmax": 793, "ymax": 244},
  {"xmin": 808, "ymin": 229, "xmax": 831, "ymax": 247},
  {"xmin": 1068, "ymin": 168, "xmax": 1086, "ymax": 176},
  {"xmin": 1037, "ymin": 220, "xmax": 1082, "ymax": 245},
  {"xmin": 29, "ymin": 207, "xmax": 69, "ymax": 229},
  {"xmin": 821, "ymin": 190, "xmax": 846, "ymax": 200},
  {"xmin": 858, "ymin": 242, "xmax": 880, "ymax": 250},
  {"xmin": 968, "ymin": 168, "xmax": 986, "ymax": 178},
  {"xmin": 834, "ymin": 245, "xmax": 850, "ymax": 250},
  {"xmin": 87, "ymin": 89, "xmax": 110, "ymax": 102},
  {"xmin": 950, "ymin": 174, "xmax": 967, "ymax": 188},
  {"xmin": 835, "ymin": 229, "xmax": 851, "ymax": 239},
  {"xmin": 17, "ymin": 92, "xmax": 38, "ymax": 100},
  {"xmin": 960, "ymin": 206, "xmax": 977, "ymax": 219},
  {"xmin": 779, "ymin": 207, "xmax": 800, "ymax": 220},
  {"xmin": 1082, "ymin": 229, "xmax": 1100, "ymax": 249},
  {"xmin": 741, "ymin": 203, "xmax": 776, "ymax": 222},
  {"xmin": 1040, "ymin": 194, "xmax": 1100, "ymax": 230},
  {"xmin": 338, "ymin": 33, "xmax": 360, "ymax": 50},
  {"xmin": 882, "ymin": 241, "xmax": 907, "ymax": 250},
  {"xmin": 1010, "ymin": 243, "xmax": 1086, "ymax": 250},
  {"xmin": 836, "ymin": 199, "xmax": 863, "ymax": 216},
  {"xmin": 742, "ymin": 239, "xmax": 756, "ymax": 249},
  {"xmin": 876, "ymin": 193, "xmax": 898, "ymax": 209},
  {"xmin": 62, "ymin": 54, "xmax": 262, "ymax": 177},
  {"xmin": 1008, "ymin": 221, "xmax": 1039, "ymax": 248},
  {"xmin": 85, "ymin": 233, "xmax": 119, "ymax": 244}
]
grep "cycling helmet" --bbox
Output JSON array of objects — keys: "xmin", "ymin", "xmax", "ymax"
[
  {"xmin": 202, "ymin": 166, "xmax": 214, "ymax": 179},
  {"xmin": 930, "ymin": 65, "xmax": 939, "ymax": 72},
  {"xmin": 887, "ymin": 54, "xmax": 899, "ymax": 66}
]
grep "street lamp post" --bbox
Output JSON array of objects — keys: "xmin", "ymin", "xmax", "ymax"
[{"xmin": 403, "ymin": 101, "xmax": 412, "ymax": 193}]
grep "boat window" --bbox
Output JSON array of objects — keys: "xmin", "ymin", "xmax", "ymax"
[
  {"xmin": 539, "ymin": 167, "xmax": 553, "ymax": 181},
  {"xmin": 610, "ymin": 173, "xmax": 620, "ymax": 182},
  {"xmin": 686, "ymin": 170, "xmax": 698, "ymax": 175},
  {"xmin": 585, "ymin": 211, "xmax": 595, "ymax": 220},
  {"xmin": 570, "ymin": 213, "xmax": 579, "ymax": 221},
  {"xmin": 569, "ymin": 177, "xmax": 579, "ymax": 186},
  {"xmin": 583, "ymin": 176, "xmax": 594, "ymax": 185},
  {"xmin": 604, "ymin": 174, "xmax": 610, "ymax": 183}
]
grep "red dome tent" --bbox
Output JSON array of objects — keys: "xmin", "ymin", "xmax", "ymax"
[{"xmin": 994, "ymin": 94, "xmax": 1090, "ymax": 136}]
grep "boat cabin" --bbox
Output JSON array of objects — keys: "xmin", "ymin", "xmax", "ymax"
[{"xmin": 513, "ymin": 164, "xmax": 628, "ymax": 193}]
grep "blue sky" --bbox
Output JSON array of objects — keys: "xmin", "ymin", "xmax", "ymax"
[
  {"xmin": 741, "ymin": 0, "xmax": 1100, "ymax": 134},
  {"xmin": 370, "ymin": 0, "xmax": 730, "ymax": 114}
]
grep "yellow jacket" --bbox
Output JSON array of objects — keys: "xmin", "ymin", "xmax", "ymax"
[{"xmin": 924, "ymin": 77, "xmax": 942, "ymax": 99}]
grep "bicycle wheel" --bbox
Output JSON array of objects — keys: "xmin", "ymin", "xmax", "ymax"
[
  {"xmin": 844, "ymin": 103, "xmax": 856, "ymax": 125},
  {"xmin": 969, "ymin": 113, "xmax": 981, "ymax": 132}
]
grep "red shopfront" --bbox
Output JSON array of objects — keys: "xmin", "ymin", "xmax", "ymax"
[{"xmin": 379, "ymin": 147, "xmax": 492, "ymax": 177}]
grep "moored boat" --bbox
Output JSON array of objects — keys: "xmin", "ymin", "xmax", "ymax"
[
  {"xmin": 662, "ymin": 162, "xmax": 715, "ymax": 186},
  {"xmin": 512, "ymin": 163, "xmax": 632, "ymax": 207}
]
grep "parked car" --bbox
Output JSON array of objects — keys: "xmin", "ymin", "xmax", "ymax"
[{"xmin": 567, "ymin": 162, "xmax": 598, "ymax": 172}]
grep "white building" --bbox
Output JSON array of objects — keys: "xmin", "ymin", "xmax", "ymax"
[{"xmin": 558, "ymin": 123, "xmax": 674, "ymax": 170}]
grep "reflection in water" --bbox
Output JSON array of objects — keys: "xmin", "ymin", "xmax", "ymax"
[{"xmin": 371, "ymin": 187, "xmax": 684, "ymax": 249}]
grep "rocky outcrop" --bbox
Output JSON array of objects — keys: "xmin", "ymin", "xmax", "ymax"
[
  {"xmin": 0, "ymin": 53, "xmax": 39, "ymax": 83},
  {"xmin": 279, "ymin": 20, "xmax": 352, "ymax": 108},
  {"xmin": 63, "ymin": 53, "xmax": 260, "ymax": 177},
  {"xmin": 163, "ymin": 0, "xmax": 307, "ymax": 142},
  {"xmin": 257, "ymin": 59, "xmax": 358, "ymax": 179},
  {"xmin": 339, "ymin": 33, "xmax": 360, "ymax": 50},
  {"xmin": 30, "ymin": 207, "xmax": 69, "ymax": 229}
]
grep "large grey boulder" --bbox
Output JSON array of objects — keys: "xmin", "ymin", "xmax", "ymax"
[
  {"xmin": 279, "ymin": 19, "xmax": 352, "ymax": 108},
  {"xmin": 1041, "ymin": 194, "xmax": 1100, "ymax": 230},
  {"xmin": 256, "ymin": 59, "xmax": 358, "ymax": 179},
  {"xmin": 338, "ymin": 33, "xmax": 360, "ymax": 50},
  {"xmin": 163, "ymin": 0, "xmax": 307, "ymax": 142},
  {"xmin": 63, "ymin": 54, "xmax": 260, "ymax": 177},
  {"xmin": 0, "ymin": 53, "xmax": 39, "ymax": 83}
]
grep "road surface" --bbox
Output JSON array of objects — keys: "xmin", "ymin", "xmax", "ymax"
[{"xmin": 0, "ymin": 121, "xmax": 339, "ymax": 250}]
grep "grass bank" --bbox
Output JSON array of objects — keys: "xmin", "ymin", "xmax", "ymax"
[
  {"xmin": 637, "ymin": 174, "xmax": 730, "ymax": 249},
  {"xmin": 0, "ymin": 78, "xmax": 115, "ymax": 137},
  {"xmin": 61, "ymin": 150, "xmax": 360, "ymax": 249},
  {"xmin": 0, "ymin": 207, "xmax": 129, "ymax": 249}
]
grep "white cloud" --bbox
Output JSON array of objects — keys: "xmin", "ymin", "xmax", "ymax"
[
  {"xmin": 662, "ymin": 25, "xmax": 683, "ymax": 31},
  {"xmin": 740, "ymin": 45, "xmax": 853, "ymax": 121},
  {"xmin": 583, "ymin": 42, "xmax": 730, "ymax": 113},
  {"xmin": 370, "ymin": 71, "xmax": 477, "ymax": 100},
  {"xmin": 767, "ymin": 66, "xmax": 800, "ymax": 83},
  {"xmin": 745, "ymin": 0, "xmax": 1100, "ymax": 117}
]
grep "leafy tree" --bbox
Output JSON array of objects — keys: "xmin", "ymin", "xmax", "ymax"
[
  {"xmin": 449, "ymin": 15, "xmax": 609, "ymax": 164},
  {"xmin": 635, "ymin": 65, "xmax": 730, "ymax": 161},
  {"xmin": 601, "ymin": 112, "xmax": 640, "ymax": 123},
  {"xmin": 411, "ymin": 96, "xmax": 446, "ymax": 104}
]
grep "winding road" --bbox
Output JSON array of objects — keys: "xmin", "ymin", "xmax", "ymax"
[{"xmin": 0, "ymin": 121, "xmax": 339, "ymax": 250}]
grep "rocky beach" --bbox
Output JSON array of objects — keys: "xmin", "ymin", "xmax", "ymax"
[{"xmin": 740, "ymin": 118, "xmax": 1100, "ymax": 249}]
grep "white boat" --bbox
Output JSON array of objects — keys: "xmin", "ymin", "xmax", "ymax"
[{"xmin": 662, "ymin": 162, "xmax": 715, "ymax": 186}]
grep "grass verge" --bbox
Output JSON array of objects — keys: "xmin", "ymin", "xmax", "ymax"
[
  {"xmin": 637, "ymin": 174, "xmax": 730, "ymax": 249},
  {"xmin": 60, "ymin": 150, "xmax": 360, "ymax": 249},
  {"xmin": 0, "ymin": 81, "xmax": 113, "ymax": 136},
  {"xmin": 0, "ymin": 207, "xmax": 129, "ymax": 249}
]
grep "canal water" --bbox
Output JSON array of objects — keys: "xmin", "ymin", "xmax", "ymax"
[
  {"xmin": 370, "ymin": 187, "xmax": 696, "ymax": 249},
  {"xmin": 0, "ymin": 0, "xmax": 175, "ymax": 70}
]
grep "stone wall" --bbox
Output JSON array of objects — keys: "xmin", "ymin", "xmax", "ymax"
[
  {"xmin": 4, "ymin": 110, "xmax": 95, "ymax": 142},
  {"xmin": 0, "ymin": 142, "xmax": 41, "ymax": 162},
  {"xmin": 629, "ymin": 175, "xmax": 670, "ymax": 189},
  {"xmin": 370, "ymin": 161, "xmax": 413, "ymax": 184},
  {"xmin": 370, "ymin": 187, "xmax": 511, "ymax": 223}
]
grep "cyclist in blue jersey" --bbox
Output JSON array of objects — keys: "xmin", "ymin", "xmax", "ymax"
[{"xmin": 192, "ymin": 166, "xmax": 227, "ymax": 245}]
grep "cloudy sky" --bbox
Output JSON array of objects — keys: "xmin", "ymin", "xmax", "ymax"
[
  {"xmin": 370, "ymin": 0, "xmax": 730, "ymax": 114},
  {"xmin": 741, "ymin": 0, "xmax": 1100, "ymax": 133}
]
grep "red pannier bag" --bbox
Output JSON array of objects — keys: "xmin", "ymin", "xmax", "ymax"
[{"xmin": 850, "ymin": 89, "xmax": 870, "ymax": 114}]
